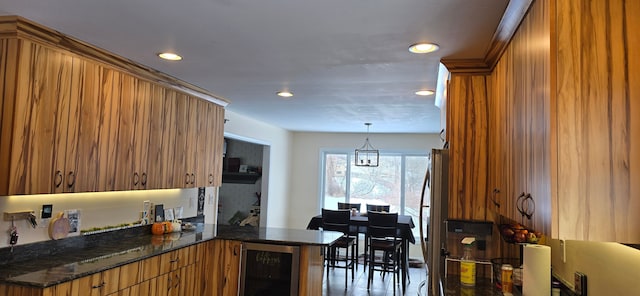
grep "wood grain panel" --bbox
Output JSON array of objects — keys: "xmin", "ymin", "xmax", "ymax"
[
  {"xmin": 207, "ymin": 104, "xmax": 225, "ymax": 187},
  {"xmin": 489, "ymin": 0, "xmax": 551, "ymax": 234},
  {"xmin": 98, "ymin": 68, "xmax": 121, "ymax": 192},
  {"xmin": 118, "ymin": 261, "xmax": 141, "ymax": 290},
  {"xmin": 145, "ymin": 84, "xmax": 166, "ymax": 189},
  {"xmin": 113, "ymin": 73, "xmax": 137, "ymax": 190},
  {"xmin": 208, "ymin": 240, "xmax": 241, "ymax": 296},
  {"xmin": 8, "ymin": 41, "xmax": 57, "ymax": 194},
  {"xmin": 0, "ymin": 39, "xmax": 18, "ymax": 195},
  {"xmin": 446, "ymin": 74, "xmax": 490, "ymax": 220},
  {"xmin": 160, "ymin": 90, "xmax": 177, "ymax": 189},
  {"xmin": 54, "ymin": 50, "xmax": 82, "ymax": 194},
  {"xmin": 73, "ymin": 60, "xmax": 102, "ymax": 192},
  {"xmin": 554, "ymin": 0, "xmax": 640, "ymax": 242},
  {"xmin": 132, "ymin": 80, "xmax": 151, "ymax": 190},
  {"xmin": 298, "ymin": 245, "xmax": 324, "ymax": 296}
]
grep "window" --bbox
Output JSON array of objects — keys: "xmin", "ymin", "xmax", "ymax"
[{"xmin": 321, "ymin": 151, "xmax": 428, "ymax": 234}]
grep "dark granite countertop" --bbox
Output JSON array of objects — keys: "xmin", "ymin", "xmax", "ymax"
[
  {"xmin": 0, "ymin": 223, "xmax": 341, "ymax": 288},
  {"xmin": 443, "ymin": 275, "xmax": 521, "ymax": 296}
]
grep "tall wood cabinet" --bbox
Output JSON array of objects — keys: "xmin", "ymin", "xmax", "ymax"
[
  {"xmin": 0, "ymin": 16, "xmax": 227, "ymax": 195},
  {"xmin": 552, "ymin": 0, "xmax": 640, "ymax": 242},
  {"xmin": 444, "ymin": 0, "xmax": 639, "ymax": 243}
]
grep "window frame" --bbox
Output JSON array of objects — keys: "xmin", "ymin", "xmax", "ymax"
[{"xmin": 318, "ymin": 149, "xmax": 429, "ymax": 216}]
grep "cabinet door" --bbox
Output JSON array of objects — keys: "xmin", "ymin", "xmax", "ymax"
[
  {"xmin": 113, "ymin": 74, "xmax": 137, "ymax": 191},
  {"xmin": 208, "ymin": 240, "xmax": 241, "ymax": 296},
  {"xmin": 554, "ymin": 0, "xmax": 640, "ymax": 242},
  {"xmin": 172, "ymin": 92, "xmax": 191, "ymax": 188},
  {"xmin": 161, "ymin": 90, "xmax": 178, "ymax": 189},
  {"xmin": 70, "ymin": 267, "xmax": 119, "ymax": 296},
  {"xmin": 132, "ymin": 80, "xmax": 152, "ymax": 190},
  {"xmin": 7, "ymin": 42, "xmax": 64, "ymax": 194},
  {"xmin": 140, "ymin": 253, "xmax": 161, "ymax": 282},
  {"xmin": 97, "ymin": 68, "xmax": 121, "ymax": 192},
  {"xmin": 195, "ymin": 99, "xmax": 210, "ymax": 186},
  {"xmin": 117, "ymin": 261, "xmax": 141, "ymax": 290},
  {"xmin": 70, "ymin": 61, "xmax": 105, "ymax": 192},
  {"xmin": 146, "ymin": 84, "xmax": 167, "ymax": 189},
  {"xmin": 206, "ymin": 103, "xmax": 225, "ymax": 187}
]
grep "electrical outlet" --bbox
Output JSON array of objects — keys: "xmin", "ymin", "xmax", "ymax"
[{"xmin": 575, "ymin": 272, "xmax": 587, "ymax": 296}]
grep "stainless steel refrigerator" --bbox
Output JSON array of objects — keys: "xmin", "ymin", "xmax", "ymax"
[{"xmin": 419, "ymin": 148, "xmax": 448, "ymax": 296}]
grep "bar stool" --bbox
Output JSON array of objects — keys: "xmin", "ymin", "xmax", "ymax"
[
  {"xmin": 366, "ymin": 211, "xmax": 402, "ymax": 295},
  {"xmin": 321, "ymin": 208, "xmax": 357, "ymax": 289},
  {"xmin": 337, "ymin": 202, "xmax": 361, "ymax": 268}
]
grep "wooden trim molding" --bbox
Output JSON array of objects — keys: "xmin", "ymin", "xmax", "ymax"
[
  {"xmin": 442, "ymin": 0, "xmax": 534, "ymax": 73},
  {"xmin": 0, "ymin": 15, "xmax": 229, "ymax": 107}
]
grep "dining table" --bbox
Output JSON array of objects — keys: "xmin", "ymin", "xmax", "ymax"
[{"xmin": 306, "ymin": 213, "xmax": 416, "ymax": 291}]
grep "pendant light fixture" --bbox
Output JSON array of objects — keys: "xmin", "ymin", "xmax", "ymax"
[{"xmin": 355, "ymin": 123, "xmax": 379, "ymax": 167}]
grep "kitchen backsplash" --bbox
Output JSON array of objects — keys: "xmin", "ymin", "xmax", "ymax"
[
  {"xmin": 549, "ymin": 239, "xmax": 640, "ymax": 295},
  {"xmin": 0, "ymin": 188, "xmax": 206, "ymax": 248}
]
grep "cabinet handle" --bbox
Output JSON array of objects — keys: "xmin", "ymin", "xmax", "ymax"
[
  {"xmin": 174, "ymin": 274, "xmax": 180, "ymax": 288},
  {"xmin": 208, "ymin": 173, "xmax": 214, "ymax": 185},
  {"xmin": 67, "ymin": 171, "xmax": 76, "ymax": 188},
  {"xmin": 141, "ymin": 172, "xmax": 148, "ymax": 187},
  {"xmin": 185, "ymin": 173, "xmax": 190, "ymax": 185},
  {"xmin": 170, "ymin": 258, "xmax": 180, "ymax": 263},
  {"xmin": 54, "ymin": 170, "xmax": 63, "ymax": 188},
  {"xmin": 91, "ymin": 282, "xmax": 105, "ymax": 289},
  {"xmin": 133, "ymin": 172, "xmax": 140, "ymax": 186},
  {"xmin": 517, "ymin": 193, "xmax": 535, "ymax": 220},
  {"xmin": 491, "ymin": 188, "xmax": 501, "ymax": 208},
  {"xmin": 191, "ymin": 173, "xmax": 195, "ymax": 185}
]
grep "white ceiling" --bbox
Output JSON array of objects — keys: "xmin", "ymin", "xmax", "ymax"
[{"xmin": 0, "ymin": 0, "xmax": 508, "ymax": 133}]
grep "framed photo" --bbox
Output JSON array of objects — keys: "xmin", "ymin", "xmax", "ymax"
[
  {"xmin": 65, "ymin": 209, "xmax": 81, "ymax": 236},
  {"xmin": 164, "ymin": 208, "xmax": 175, "ymax": 221}
]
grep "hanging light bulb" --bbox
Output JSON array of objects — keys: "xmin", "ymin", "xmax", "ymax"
[{"xmin": 355, "ymin": 123, "xmax": 379, "ymax": 167}]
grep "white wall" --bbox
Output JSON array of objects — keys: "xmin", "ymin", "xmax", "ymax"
[
  {"xmin": 548, "ymin": 239, "xmax": 640, "ymax": 295},
  {"xmin": 223, "ymin": 110, "xmax": 292, "ymax": 228},
  {"xmin": 287, "ymin": 132, "xmax": 443, "ymax": 228}
]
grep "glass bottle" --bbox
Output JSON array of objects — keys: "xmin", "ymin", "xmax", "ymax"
[{"xmin": 460, "ymin": 237, "xmax": 476, "ymax": 286}]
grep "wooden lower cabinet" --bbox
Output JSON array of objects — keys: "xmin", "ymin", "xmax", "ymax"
[
  {"xmin": 298, "ymin": 245, "xmax": 324, "ymax": 296},
  {"xmin": 1, "ymin": 241, "xmax": 326, "ymax": 296},
  {"xmin": 205, "ymin": 239, "xmax": 241, "ymax": 296}
]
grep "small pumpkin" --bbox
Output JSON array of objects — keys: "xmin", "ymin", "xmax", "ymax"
[{"xmin": 151, "ymin": 221, "xmax": 173, "ymax": 235}]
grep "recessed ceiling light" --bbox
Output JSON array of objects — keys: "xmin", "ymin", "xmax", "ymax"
[
  {"xmin": 415, "ymin": 90, "xmax": 435, "ymax": 96},
  {"xmin": 157, "ymin": 52, "xmax": 183, "ymax": 61},
  {"xmin": 277, "ymin": 91, "xmax": 293, "ymax": 98},
  {"xmin": 408, "ymin": 43, "xmax": 439, "ymax": 54}
]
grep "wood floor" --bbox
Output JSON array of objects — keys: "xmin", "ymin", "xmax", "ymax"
[{"xmin": 322, "ymin": 263, "xmax": 427, "ymax": 296}]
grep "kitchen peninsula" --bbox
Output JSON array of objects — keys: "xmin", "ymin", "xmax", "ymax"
[{"xmin": 0, "ymin": 224, "xmax": 342, "ymax": 295}]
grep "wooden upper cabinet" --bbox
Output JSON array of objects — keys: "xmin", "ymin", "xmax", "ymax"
[
  {"xmin": 553, "ymin": 0, "xmax": 640, "ymax": 242},
  {"xmin": 1, "ymin": 40, "xmax": 81, "ymax": 195},
  {"xmin": 113, "ymin": 74, "xmax": 138, "ymax": 191},
  {"xmin": 0, "ymin": 17, "xmax": 228, "ymax": 195},
  {"xmin": 146, "ymin": 84, "xmax": 167, "ymax": 190},
  {"xmin": 7, "ymin": 41, "xmax": 63, "ymax": 194},
  {"xmin": 132, "ymin": 80, "xmax": 152, "ymax": 190},
  {"xmin": 209, "ymin": 104, "xmax": 225, "ymax": 187},
  {"xmin": 195, "ymin": 99, "xmax": 210, "ymax": 186},
  {"xmin": 184, "ymin": 96, "xmax": 199, "ymax": 187}
]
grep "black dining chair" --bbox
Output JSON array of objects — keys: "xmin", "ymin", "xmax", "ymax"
[
  {"xmin": 366, "ymin": 204, "xmax": 390, "ymax": 213},
  {"xmin": 337, "ymin": 202, "xmax": 362, "ymax": 268},
  {"xmin": 366, "ymin": 211, "xmax": 402, "ymax": 295},
  {"xmin": 337, "ymin": 202, "xmax": 361, "ymax": 212},
  {"xmin": 321, "ymin": 208, "xmax": 357, "ymax": 289}
]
